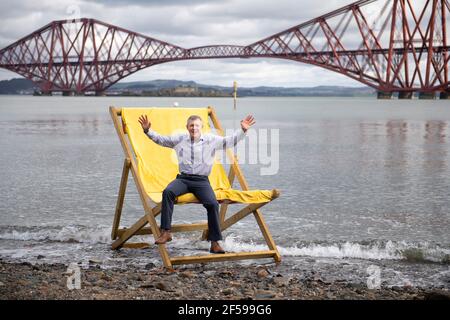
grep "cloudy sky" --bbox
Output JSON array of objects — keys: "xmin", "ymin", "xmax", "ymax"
[{"xmin": 0, "ymin": 0, "xmax": 370, "ymax": 87}]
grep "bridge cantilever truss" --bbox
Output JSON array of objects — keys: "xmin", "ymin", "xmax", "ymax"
[{"xmin": 0, "ymin": 0, "xmax": 449, "ymax": 98}]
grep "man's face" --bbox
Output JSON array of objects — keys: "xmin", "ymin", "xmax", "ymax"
[{"xmin": 187, "ymin": 119, "xmax": 203, "ymax": 140}]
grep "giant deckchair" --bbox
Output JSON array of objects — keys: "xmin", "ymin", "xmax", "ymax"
[{"xmin": 109, "ymin": 106, "xmax": 281, "ymax": 269}]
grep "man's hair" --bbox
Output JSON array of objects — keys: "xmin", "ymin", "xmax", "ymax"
[{"xmin": 186, "ymin": 115, "xmax": 203, "ymax": 125}]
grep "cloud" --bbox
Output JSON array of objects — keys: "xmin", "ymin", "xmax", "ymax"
[
  {"xmin": 122, "ymin": 59, "xmax": 363, "ymax": 88},
  {"xmin": 94, "ymin": 0, "xmax": 218, "ymax": 6}
]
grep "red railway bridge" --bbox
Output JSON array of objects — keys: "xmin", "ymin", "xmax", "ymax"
[{"xmin": 0, "ymin": 0, "xmax": 448, "ymax": 99}]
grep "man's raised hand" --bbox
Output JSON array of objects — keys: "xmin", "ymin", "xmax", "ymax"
[
  {"xmin": 240, "ymin": 115, "xmax": 256, "ymax": 132},
  {"xmin": 138, "ymin": 114, "xmax": 151, "ymax": 132}
]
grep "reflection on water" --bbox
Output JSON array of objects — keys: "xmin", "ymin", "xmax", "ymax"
[
  {"xmin": 0, "ymin": 117, "xmax": 106, "ymax": 136},
  {"xmin": 425, "ymin": 121, "xmax": 447, "ymax": 143}
]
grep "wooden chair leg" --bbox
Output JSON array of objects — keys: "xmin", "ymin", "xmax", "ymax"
[
  {"xmin": 145, "ymin": 212, "xmax": 173, "ymax": 269},
  {"xmin": 220, "ymin": 202, "xmax": 281, "ymax": 263},
  {"xmin": 111, "ymin": 215, "xmax": 148, "ymax": 249},
  {"xmin": 253, "ymin": 209, "xmax": 281, "ymax": 262},
  {"xmin": 111, "ymin": 158, "xmax": 131, "ymax": 240}
]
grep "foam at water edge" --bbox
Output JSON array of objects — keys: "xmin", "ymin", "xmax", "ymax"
[
  {"xmin": 1, "ymin": 227, "xmax": 448, "ymax": 264},
  {"xmin": 279, "ymin": 240, "xmax": 402, "ymax": 260},
  {"xmin": 0, "ymin": 225, "xmax": 112, "ymax": 244},
  {"xmin": 220, "ymin": 235, "xmax": 450, "ymax": 263}
]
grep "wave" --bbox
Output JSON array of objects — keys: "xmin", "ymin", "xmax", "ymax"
[
  {"xmin": 0, "ymin": 226, "xmax": 449, "ymax": 264},
  {"xmin": 0, "ymin": 225, "xmax": 111, "ymax": 244},
  {"xmin": 222, "ymin": 236, "xmax": 450, "ymax": 264}
]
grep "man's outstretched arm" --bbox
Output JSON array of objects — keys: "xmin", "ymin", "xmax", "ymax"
[
  {"xmin": 138, "ymin": 114, "xmax": 180, "ymax": 148},
  {"xmin": 215, "ymin": 115, "xmax": 256, "ymax": 149}
]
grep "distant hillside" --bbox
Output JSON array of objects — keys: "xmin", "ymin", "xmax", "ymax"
[
  {"xmin": 0, "ymin": 78, "xmax": 37, "ymax": 94},
  {"xmin": 111, "ymin": 79, "xmax": 198, "ymax": 90},
  {"xmin": 109, "ymin": 79, "xmax": 376, "ymax": 97},
  {"xmin": 0, "ymin": 78, "xmax": 376, "ymax": 97}
]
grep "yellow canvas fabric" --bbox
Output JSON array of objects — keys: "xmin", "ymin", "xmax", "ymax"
[{"xmin": 121, "ymin": 107, "xmax": 275, "ymax": 204}]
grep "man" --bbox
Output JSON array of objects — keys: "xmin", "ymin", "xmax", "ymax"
[{"xmin": 138, "ymin": 113, "xmax": 256, "ymax": 254}]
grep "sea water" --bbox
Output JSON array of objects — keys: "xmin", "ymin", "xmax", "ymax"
[{"xmin": 0, "ymin": 95, "xmax": 449, "ymax": 288}]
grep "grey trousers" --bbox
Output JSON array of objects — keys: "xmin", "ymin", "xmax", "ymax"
[{"xmin": 160, "ymin": 173, "xmax": 222, "ymax": 241}]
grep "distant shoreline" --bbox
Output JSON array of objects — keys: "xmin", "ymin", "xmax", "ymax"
[
  {"xmin": 0, "ymin": 93, "xmax": 377, "ymax": 98},
  {"xmin": 0, "ymin": 78, "xmax": 376, "ymax": 97},
  {"xmin": 0, "ymin": 94, "xmax": 376, "ymax": 98}
]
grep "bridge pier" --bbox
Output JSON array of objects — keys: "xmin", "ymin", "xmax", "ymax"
[
  {"xmin": 41, "ymin": 91, "xmax": 52, "ymax": 96},
  {"xmin": 398, "ymin": 91, "xmax": 413, "ymax": 99},
  {"xmin": 377, "ymin": 91, "xmax": 393, "ymax": 99},
  {"xmin": 440, "ymin": 91, "xmax": 449, "ymax": 100},
  {"xmin": 418, "ymin": 92, "xmax": 436, "ymax": 100},
  {"xmin": 95, "ymin": 91, "xmax": 106, "ymax": 96},
  {"xmin": 62, "ymin": 91, "xmax": 74, "ymax": 96}
]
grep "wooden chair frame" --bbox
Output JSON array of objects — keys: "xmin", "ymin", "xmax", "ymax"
[{"xmin": 109, "ymin": 106, "xmax": 281, "ymax": 269}]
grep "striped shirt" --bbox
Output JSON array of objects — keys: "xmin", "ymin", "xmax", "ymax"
[{"xmin": 145, "ymin": 129, "xmax": 246, "ymax": 176}]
